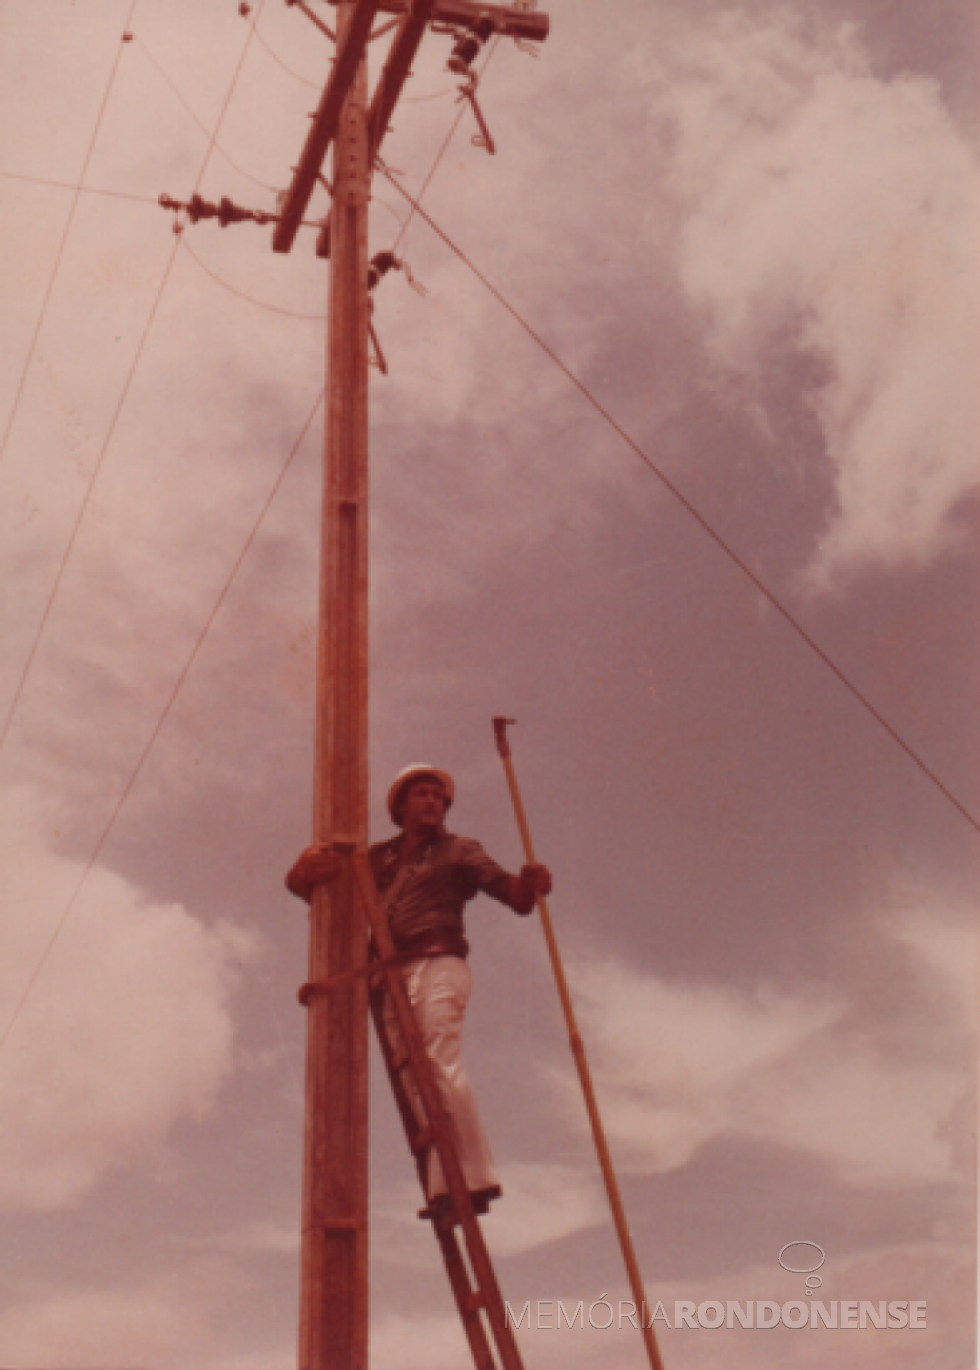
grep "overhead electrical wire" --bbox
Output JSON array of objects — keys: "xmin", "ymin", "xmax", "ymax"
[
  {"xmin": 0, "ymin": 168, "xmax": 159, "ymax": 207},
  {"xmin": 401, "ymin": 86, "xmax": 456, "ymax": 103},
  {"xmin": 392, "ymin": 36, "xmax": 501, "ymax": 253},
  {"xmin": 1, "ymin": 165, "xmax": 389, "ymax": 308},
  {"xmin": 0, "ymin": 0, "xmax": 269, "ymax": 763},
  {"xmin": 0, "ymin": 0, "xmax": 300, "ymax": 1056},
  {"xmin": 0, "ymin": 167, "xmax": 327, "ymax": 230},
  {"xmin": 251, "ymin": 21, "xmax": 320, "ymax": 90},
  {"xmin": 2, "ymin": 6, "xmax": 973, "ymax": 1067},
  {"xmin": 0, "ymin": 391, "xmax": 325, "ymax": 1056},
  {"xmin": 0, "ymin": 20, "xmax": 483, "ymax": 1054},
  {"xmin": 133, "ymin": 35, "xmax": 280, "ymax": 194},
  {"xmin": 0, "ymin": 0, "xmax": 139, "ymax": 472},
  {"xmin": 179, "ymin": 234, "xmax": 325, "ymax": 319},
  {"xmin": 0, "ymin": 250, "xmax": 182, "ymax": 762},
  {"xmin": 249, "ymin": 8, "xmax": 451, "ymax": 102},
  {"xmin": 377, "ymin": 159, "xmax": 980, "ymax": 838}
]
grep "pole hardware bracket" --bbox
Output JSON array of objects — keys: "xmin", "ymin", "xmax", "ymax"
[
  {"xmin": 285, "ymin": 0, "xmax": 337, "ymax": 42},
  {"xmin": 365, "ymin": 249, "xmax": 428, "ymax": 376},
  {"xmin": 368, "ymin": 309, "xmax": 389, "ymax": 376},
  {"xmin": 446, "ymin": 10, "xmax": 494, "ymax": 74},
  {"xmin": 455, "ymin": 71, "xmax": 496, "ymax": 154},
  {"xmin": 492, "ymin": 715, "xmax": 516, "ymax": 757}
]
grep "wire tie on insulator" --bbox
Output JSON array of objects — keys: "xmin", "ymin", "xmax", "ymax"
[
  {"xmin": 159, "ymin": 193, "xmax": 184, "ymax": 235},
  {"xmin": 454, "ymin": 69, "xmax": 480, "ymax": 101},
  {"xmin": 400, "ymin": 261, "xmax": 428, "ymax": 297}
]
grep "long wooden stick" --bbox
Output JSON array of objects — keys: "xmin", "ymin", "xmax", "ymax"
[{"xmin": 492, "ymin": 718, "xmax": 665, "ymax": 1370}]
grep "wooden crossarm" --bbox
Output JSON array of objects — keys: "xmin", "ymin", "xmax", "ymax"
[
  {"xmin": 315, "ymin": 0, "xmax": 436, "ymax": 257},
  {"xmin": 273, "ymin": 0, "xmax": 382, "ymax": 253},
  {"xmin": 326, "ymin": 0, "xmax": 550, "ymax": 41}
]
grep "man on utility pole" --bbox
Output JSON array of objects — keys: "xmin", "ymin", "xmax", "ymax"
[
  {"xmin": 287, "ymin": 764, "xmax": 552, "ymax": 1216},
  {"xmin": 163, "ymin": 0, "xmax": 666, "ymax": 1361},
  {"xmin": 266, "ymin": 3, "xmax": 549, "ymax": 1365}
]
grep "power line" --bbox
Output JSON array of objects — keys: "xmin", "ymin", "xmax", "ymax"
[
  {"xmin": 392, "ymin": 36, "xmax": 500, "ymax": 253},
  {"xmin": 179, "ymin": 234, "xmax": 325, "ymax": 319},
  {"xmin": 0, "ymin": 391, "xmax": 324, "ymax": 1057},
  {"xmin": 0, "ymin": 167, "xmax": 327, "ymax": 230},
  {"xmin": 0, "ymin": 0, "xmax": 269, "ymax": 764},
  {"xmin": 251, "ymin": 21, "xmax": 320, "ymax": 90},
  {"xmin": 0, "ymin": 238, "xmax": 182, "ymax": 761},
  {"xmin": 402, "ymin": 86, "xmax": 456, "ymax": 103},
  {"xmin": 134, "ymin": 35, "xmax": 280, "ymax": 194},
  {"xmin": 0, "ymin": 168, "xmax": 158, "ymax": 206},
  {"xmin": 250, "ymin": 18, "xmax": 454, "ymax": 104},
  {"xmin": 0, "ymin": 0, "xmax": 139, "ymax": 472},
  {"xmin": 190, "ymin": 0, "xmax": 269, "ymax": 184},
  {"xmin": 378, "ymin": 160, "xmax": 980, "ymax": 837}
]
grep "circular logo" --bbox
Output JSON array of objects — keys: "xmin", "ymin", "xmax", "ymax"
[{"xmin": 778, "ymin": 1240, "xmax": 826, "ymax": 1275}]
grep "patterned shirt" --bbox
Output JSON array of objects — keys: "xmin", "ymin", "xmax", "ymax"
[{"xmin": 368, "ymin": 829, "xmax": 517, "ymax": 959}]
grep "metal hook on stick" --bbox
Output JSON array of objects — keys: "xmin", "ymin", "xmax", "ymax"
[{"xmin": 492, "ymin": 717, "xmax": 666, "ymax": 1370}]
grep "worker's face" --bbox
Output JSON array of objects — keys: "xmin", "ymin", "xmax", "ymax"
[{"xmin": 400, "ymin": 778, "xmax": 448, "ymax": 833}]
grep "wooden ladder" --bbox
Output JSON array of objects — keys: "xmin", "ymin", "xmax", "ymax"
[{"xmin": 349, "ymin": 851, "xmax": 527, "ymax": 1370}]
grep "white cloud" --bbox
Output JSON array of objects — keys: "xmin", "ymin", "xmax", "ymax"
[
  {"xmin": 0, "ymin": 1277, "xmax": 214, "ymax": 1370},
  {"xmin": 0, "ymin": 788, "xmax": 254, "ymax": 1210},
  {"xmin": 204, "ymin": 1217, "xmax": 300, "ymax": 1256},
  {"xmin": 659, "ymin": 14, "xmax": 980, "ymax": 584},
  {"xmin": 372, "ymin": 1312, "xmax": 472, "ymax": 1370},
  {"xmin": 0, "ymin": 1257, "xmax": 289, "ymax": 1370},
  {"xmin": 564, "ymin": 907, "xmax": 975, "ymax": 1184},
  {"xmin": 565, "ymin": 964, "xmax": 840, "ymax": 1172},
  {"xmin": 892, "ymin": 907, "xmax": 978, "ymax": 1020},
  {"xmin": 481, "ymin": 1161, "xmax": 608, "ymax": 1257}
]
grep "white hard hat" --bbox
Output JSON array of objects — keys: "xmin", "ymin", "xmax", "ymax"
[{"xmin": 387, "ymin": 764, "xmax": 455, "ymax": 826}]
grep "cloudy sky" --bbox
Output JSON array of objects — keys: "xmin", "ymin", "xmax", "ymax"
[{"xmin": 0, "ymin": 0, "xmax": 976, "ymax": 1367}]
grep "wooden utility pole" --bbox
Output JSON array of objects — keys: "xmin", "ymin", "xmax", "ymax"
[
  {"xmin": 268, "ymin": 5, "xmax": 549, "ymax": 1367},
  {"xmin": 299, "ymin": 7, "xmax": 372, "ymax": 1368}
]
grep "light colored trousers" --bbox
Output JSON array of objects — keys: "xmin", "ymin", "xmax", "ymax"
[{"xmin": 383, "ymin": 954, "xmax": 499, "ymax": 1199}]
